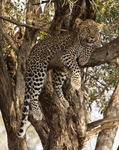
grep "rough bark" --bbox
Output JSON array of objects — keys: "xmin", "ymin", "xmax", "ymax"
[
  {"xmin": 95, "ymin": 82, "xmax": 119, "ymax": 150},
  {"xmin": 0, "ymin": 1, "xmax": 27, "ymax": 150},
  {"xmin": 49, "ymin": 0, "xmax": 70, "ymax": 35},
  {"xmin": 29, "ymin": 114, "xmax": 49, "ymax": 147},
  {"xmin": 38, "ymin": 71, "xmax": 87, "ymax": 150}
]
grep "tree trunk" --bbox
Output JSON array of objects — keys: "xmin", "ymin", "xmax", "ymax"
[
  {"xmin": 37, "ymin": 71, "xmax": 87, "ymax": 150},
  {"xmin": 49, "ymin": 0, "xmax": 70, "ymax": 35},
  {"xmin": 0, "ymin": 1, "xmax": 27, "ymax": 150},
  {"xmin": 95, "ymin": 82, "xmax": 119, "ymax": 150}
]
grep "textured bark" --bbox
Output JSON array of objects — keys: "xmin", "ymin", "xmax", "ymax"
[
  {"xmin": 0, "ymin": 50, "xmax": 27, "ymax": 150},
  {"xmin": 29, "ymin": 114, "xmax": 49, "ymax": 147},
  {"xmin": 49, "ymin": 0, "xmax": 70, "ymax": 35},
  {"xmin": 38, "ymin": 71, "xmax": 87, "ymax": 150},
  {"xmin": 0, "ymin": 1, "xmax": 27, "ymax": 150},
  {"xmin": 95, "ymin": 83, "xmax": 119, "ymax": 150}
]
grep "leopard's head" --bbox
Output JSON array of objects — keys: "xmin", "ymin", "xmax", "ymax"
[{"xmin": 74, "ymin": 18, "xmax": 103, "ymax": 47}]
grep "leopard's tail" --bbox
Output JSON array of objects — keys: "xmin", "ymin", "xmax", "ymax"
[{"xmin": 17, "ymin": 94, "xmax": 30, "ymax": 138}]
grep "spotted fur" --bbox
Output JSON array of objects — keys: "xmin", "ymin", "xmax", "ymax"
[{"xmin": 17, "ymin": 19, "xmax": 102, "ymax": 138}]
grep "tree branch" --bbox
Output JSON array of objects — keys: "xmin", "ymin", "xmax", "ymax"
[
  {"xmin": 48, "ymin": 1, "xmax": 70, "ymax": 35},
  {"xmin": 87, "ymin": 116, "xmax": 119, "ymax": 131},
  {"xmin": 85, "ymin": 82, "xmax": 119, "ymax": 148},
  {"xmin": 2, "ymin": 29, "xmax": 18, "ymax": 52},
  {"xmin": 48, "ymin": 37, "xmax": 119, "ymax": 70},
  {"xmin": 83, "ymin": 37, "xmax": 119, "ymax": 67},
  {"xmin": 29, "ymin": 113, "xmax": 49, "ymax": 146},
  {"xmin": 0, "ymin": 2, "xmax": 27, "ymax": 149},
  {"xmin": 85, "ymin": 121, "xmax": 119, "ymax": 142},
  {"xmin": 0, "ymin": 15, "xmax": 50, "ymax": 30},
  {"xmin": 95, "ymin": 82, "xmax": 119, "ymax": 150}
]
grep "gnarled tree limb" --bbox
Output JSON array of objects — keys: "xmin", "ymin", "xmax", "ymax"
[{"xmin": 95, "ymin": 82, "xmax": 119, "ymax": 150}]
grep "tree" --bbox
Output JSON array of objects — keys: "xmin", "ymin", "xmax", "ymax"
[{"xmin": 0, "ymin": 0, "xmax": 119, "ymax": 150}]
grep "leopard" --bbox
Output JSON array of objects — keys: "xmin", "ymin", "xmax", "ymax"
[{"xmin": 17, "ymin": 18, "xmax": 102, "ymax": 138}]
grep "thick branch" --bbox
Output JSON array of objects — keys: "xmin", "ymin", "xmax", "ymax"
[
  {"xmin": 48, "ymin": 0, "xmax": 70, "ymax": 35},
  {"xmin": 29, "ymin": 113, "xmax": 49, "ymax": 146},
  {"xmin": 0, "ymin": 1, "xmax": 27, "ymax": 149},
  {"xmin": 0, "ymin": 15, "xmax": 50, "ymax": 29},
  {"xmin": 95, "ymin": 82, "xmax": 119, "ymax": 150},
  {"xmin": 85, "ymin": 121, "xmax": 119, "ymax": 142},
  {"xmin": 85, "ymin": 115, "xmax": 119, "ymax": 142},
  {"xmin": 48, "ymin": 37, "xmax": 119, "ymax": 70},
  {"xmin": 2, "ymin": 29, "xmax": 18, "ymax": 52},
  {"xmin": 87, "ymin": 116, "xmax": 119, "ymax": 131},
  {"xmin": 84, "ymin": 37, "xmax": 119, "ymax": 67}
]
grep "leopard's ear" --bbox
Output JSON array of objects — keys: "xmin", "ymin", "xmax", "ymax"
[
  {"xmin": 73, "ymin": 18, "xmax": 83, "ymax": 31},
  {"xmin": 96, "ymin": 22, "xmax": 104, "ymax": 29}
]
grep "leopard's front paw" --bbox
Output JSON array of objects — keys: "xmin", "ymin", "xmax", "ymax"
[{"xmin": 71, "ymin": 76, "xmax": 81, "ymax": 90}]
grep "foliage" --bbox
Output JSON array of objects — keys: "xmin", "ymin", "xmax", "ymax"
[
  {"xmin": 92, "ymin": 0, "xmax": 119, "ymax": 42},
  {"xmin": 82, "ymin": 0, "xmax": 119, "ymax": 115},
  {"xmin": 83, "ymin": 65, "xmax": 119, "ymax": 113}
]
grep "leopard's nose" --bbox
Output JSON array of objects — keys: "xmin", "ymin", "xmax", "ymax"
[
  {"xmin": 91, "ymin": 36, "xmax": 95, "ymax": 40},
  {"xmin": 89, "ymin": 36, "xmax": 96, "ymax": 42}
]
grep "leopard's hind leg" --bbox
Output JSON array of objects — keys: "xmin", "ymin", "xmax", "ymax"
[
  {"xmin": 17, "ymin": 62, "xmax": 48, "ymax": 138},
  {"xmin": 30, "ymin": 62, "xmax": 48, "ymax": 120},
  {"xmin": 52, "ymin": 68, "xmax": 69, "ymax": 107}
]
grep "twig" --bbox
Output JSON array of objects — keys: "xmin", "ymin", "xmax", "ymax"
[
  {"xmin": 2, "ymin": 29, "xmax": 18, "ymax": 52},
  {"xmin": 0, "ymin": 15, "xmax": 51, "ymax": 30}
]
